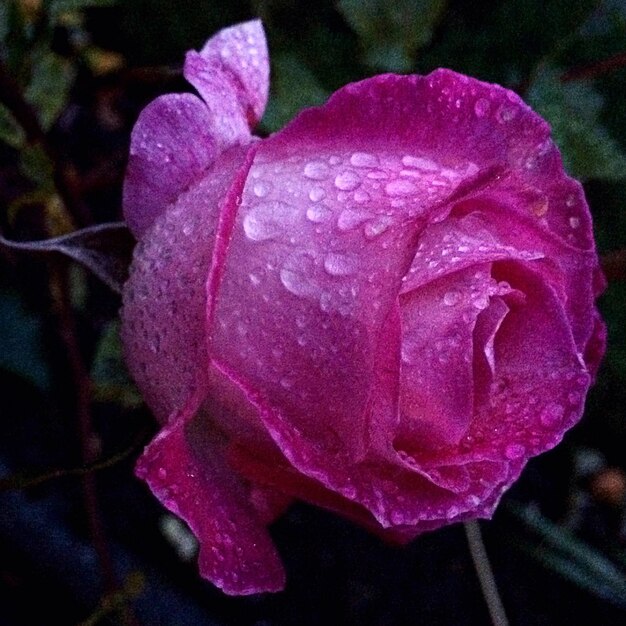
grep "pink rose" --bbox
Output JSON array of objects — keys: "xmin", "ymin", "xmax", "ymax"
[{"xmin": 121, "ymin": 20, "xmax": 606, "ymax": 595}]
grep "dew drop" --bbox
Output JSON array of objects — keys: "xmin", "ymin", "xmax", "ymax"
[
  {"xmin": 253, "ymin": 181, "xmax": 271, "ymax": 197},
  {"xmin": 569, "ymin": 216, "xmax": 580, "ymax": 229},
  {"xmin": 306, "ymin": 205, "xmax": 331, "ymax": 223},
  {"xmin": 474, "ymin": 98, "xmax": 489, "ymax": 117},
  {"xmin": 280, "ymin": 376, "xmax": 294, "ymax": 389},
  {"xmin": 401, "ymin": 155, "xmax": 439, "ymax": 171},
  {"xmin": 497, "ymin": 105, "xmax": 517, "ymax": 123},
  {"xmin": 324, "ymin": 253, "xmax": 357, "ymax": 276},
  {"xmin": 472, "ymin": 294, "xmax": 490, "ymax": 310},
  {"xmin": 248, "ymin": 272, "xmax": 261, "ymax": 286},
  {"xmin": 364, "ymin": 216, "xmax": 392, "ymax": 239},
  {"xmin": 335, "ymin": 170, "xmax": 361, "ymax": 191},
  {"xmin": 243, "ymin": 201, "xmax": 294, "ymax": 242},
  {"xmin": 350, "ymin": 152, "xmax": 379, "ymax": 167},
  {"xmin": 304, "ymin": 161, "xmax": 330, "ymax": 180},
  {"xmin": 540, "ymin": 403, "xmax": 564, "ymax": 428},
  {"xmin": 308, "ymin": 186, "xmax": 326, "ymax": 202},
  {"xmin": 443, "ymin": 290, "xmax": 460, "ymax": 306},
  {"xmin": 280, "ymin": 253, "xmax": 318, "ymax": 297},
  {"xmin": 385, "ymin": 179, "xmax": 417, "ymax": 196},
  {"xmin": 337, "ymin": 208, "xmax": 372, "ymax": 231}
]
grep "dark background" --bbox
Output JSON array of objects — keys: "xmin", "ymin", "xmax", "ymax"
[{"xmin": 1, "ymin": 1, "xmax": 626, "ymax": 624}]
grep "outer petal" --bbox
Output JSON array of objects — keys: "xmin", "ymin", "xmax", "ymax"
[
  {"xmin": 121, "ymin": 144, "xmax": 255, "ymax": 422},
  {"xmin": 192, "ymin": 19, "xmax": 269, "ymax": 126},
  {"xmin": 123, "ymin": 94, "xmax": 220, "ymax": 238},
  {"xmin": 136, "ymin": 407, "xmax": 285, "ymax": 595}
]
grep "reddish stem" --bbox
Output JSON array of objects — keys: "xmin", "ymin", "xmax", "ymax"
[
  {"xmin": 561, "ymin": 51, "xmax": 626, "ymax": 83},
  {"xmin": 53, "ymin": 266, "xmax": 117, "ymax": 595}
]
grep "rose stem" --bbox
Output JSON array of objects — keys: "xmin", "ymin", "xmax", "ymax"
[
  {"xmin": 464, "ymin": 521, "xmax": 510, "ymax": 626},
  {"xmin": 561, "ymin": 51, "xmax": 626, "ymax": 83}
]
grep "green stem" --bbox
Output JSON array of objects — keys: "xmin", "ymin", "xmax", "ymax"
[{"xmin": 464, "ymin": 521, "xmax": 510, "ymax": 626}]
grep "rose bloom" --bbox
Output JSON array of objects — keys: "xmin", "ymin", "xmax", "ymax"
[{"xmin": 121, "ymin": 20, "xmax": 606, "ymax": 594}]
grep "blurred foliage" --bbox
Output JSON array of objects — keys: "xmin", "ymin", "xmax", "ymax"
[
  {"xmin": 0, "ymin": 289, "xmax": 50, "ymax": 390},
  {"xmin": 337, "ymin": 0, "xmax": 448, "ymax": 71},
  {"xmin": 1, "ymin": 0, "xmax": 626, "ymax": 624},
  {"xmin": 527, "ymin": 66, "xmax": 626, "ymax": 181}
]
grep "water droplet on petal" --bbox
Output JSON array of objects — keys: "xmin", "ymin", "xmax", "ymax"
[
  {"xmin": 324, "ymin": 253, "xmax": 357, "ymax": 276},
  {"xmin": 306, "ymin": 205, "xmax": 331, "ymax": 223},
  {"xmin": 248, "ymin": 272, "xmax": 261, "ymax": 286},
  {"xmin": 401, "ymin": 155, "xmax": 439, "ymax": 171},
  {"xmin": 569, "ymin": 216, "xmax": 580, "ymax": 229},
  {"xmin": 497, "ymin": 104, "xmax": 517, "ymax": 123},
  {"xmin": 243, "ymin": 201, "xmax": 295, "ymax": 242},
  {"xmin": 253, "ymin": 181, "xmax": 271, "ymax": 197},
  {"xmin": 309, "ymin": 186, "xmax": 326, "ymax": 202},
  {"xmin": 540, "ymin": 403, "xmax": 564, "ymax": 428},
  {"xmin": 443, "ymin": 290, "xmax": 460, "ymax": 306},
  {"xmin": 385, "ymin": 179, "xmax": 417, "ymax": 196},
  {"xmin": 364, "ymin": 216, "xmax": 393, "ymax": 239},
  {"xmin": 304, "ymin": 161, "xmax": 330, "ymax": 180},
  {"xmin": 335, "ymin": 170, "xmax": 361, "ymax": 191},
  {"xmin": 280, "ymin": 376, "xmax": 294, "ymax": 389},
  {"xmin": 474, "ymin": 98, "xmax": 489, "ymax": 117},
  {"xmin": 350, "ymin": 152, "xmax": 379, "ymax": 167},
  {"xmin": 338, "ymin": 208, "xmax": 372, "ymax": 231}
]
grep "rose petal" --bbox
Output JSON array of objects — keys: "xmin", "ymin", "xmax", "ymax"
[
  {"xmin": 194, "ymin": 19, "xmax": 269, "ymax": 126},
  {"xmin": 203, "ymin": 69, "xmax": 603, "ymax": 528},
  {"xmin": 136, "ymin": 408, "xmax": 285, "ymax": 595},
  {"xmin": 184, "ymin": 53, "xmax": 251, "ymax": 147},
  {"xmin": 121, "ymin": 144, "xmax": 254, "ymax": 422},
  {"xmin": 123, "ymin": 94, "xmax": 220, "ymax": 238}
]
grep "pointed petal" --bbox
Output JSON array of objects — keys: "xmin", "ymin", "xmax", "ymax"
[
  {"xmin": 195, "ymin": 19, "xmax": 269, "ymax": 126},
  {"xmin": 123, "ymin": 93, "xmax": 221, "ymax": 238}
]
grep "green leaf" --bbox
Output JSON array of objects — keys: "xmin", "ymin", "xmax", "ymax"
[
  {"xmin": 507, "ymin": 502, "xmax": 626, "ymax": 607},
  {"xmin": 527, "ymin": 65, "xmax": 626, "ymax": 181},
  {"xmin": 0, "ymin": 291, "xmax": 51, "ymax": 391},
  {"xmin": 91, "ymin": 320, "xmax": 142, "ymax": 409},
  {"xmin": 338, "ymin": 0, "xmax": 447, "ymax": 71},
  {"xmin": 261, "ymin": 52, "xmax": 329, "ymax": 133},
  {"xmin": 0, "ymin": 103, "xmax": 25, "ymax": 148},
  {"xmin": 25, "ymin": 50, "xmax": 76, "ymax": 131},
  {"xmin": 19, "ymin": 143, "xmax": 55, "ymax": 190}
]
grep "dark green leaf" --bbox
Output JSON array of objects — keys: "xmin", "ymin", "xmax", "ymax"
[
  {"xmin": 527, "ymin": 65, "xmax": 626, "ymax": 181},
  {"xmin": 507, "ymin": 502, "xmax": 626, "ymax": 607},
  {"xmin": 91, "ymin": 320, "xmax": 142, "ymax": 408},
  {"xmin": 25, "ymin": 51, "xmax": 75, "ymax": 131},
  {"xmin": 261, "ymin": 52, "xmax": 329, "ymax": 133},
  {"xmin": 338, "ymin": 0, "xmax": 447, "ymax": 71},
  {"xmin": 19, "ymin": 143, "xmax": 55, "ymax": 189},
  {"xmin": 0, "ymin": 103, "xmax": 25, "ymax": 148}
]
